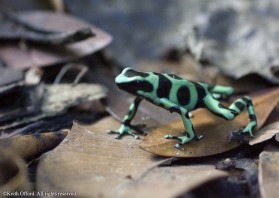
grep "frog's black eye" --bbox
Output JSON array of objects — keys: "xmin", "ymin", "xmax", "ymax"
[{"xmin": 124, "ymin": 69, "xmax": 149, "ymax": 78}]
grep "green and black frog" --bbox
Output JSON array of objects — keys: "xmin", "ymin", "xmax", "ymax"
[{"xmin": 108, "ymin": 67, "xmax": 257, "ymax": 148}]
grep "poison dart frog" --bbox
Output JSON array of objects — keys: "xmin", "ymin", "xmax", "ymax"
[{"xmin": 108, "ymin": 67, "xmax": 257, "ymax": 148}]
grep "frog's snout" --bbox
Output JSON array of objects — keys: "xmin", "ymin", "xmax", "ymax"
[
  {"xmin": 115, "ymin": 74, "xmax": 122, "ymax": 84},
  {"xmin": 115, "ymin": 67, "xmax": 134, "ymax": 84}
]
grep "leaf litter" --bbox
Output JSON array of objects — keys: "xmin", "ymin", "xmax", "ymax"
[
  {"xmin": 36, "ymin": 117, "xmax": 229, "ymax": 198},
  {"xmin": 0, "ymin": 83, "xmax": 107, "ymax": 132},
  {"xmin": 259, "ymin": 145, "xmax": 279, "ymax": 198},
  {"xmin": 0, "ymin": 11, "xmax": 112, "ymax": 69}
]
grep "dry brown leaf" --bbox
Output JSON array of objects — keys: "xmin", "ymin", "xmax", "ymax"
[
  {"xmin": 0, "ymin": 83, "xmax": 107, "ymax": 131},
  {"xmin": 0, "ymin": 131, "xmax": 68, "ymax": 162},
  {"xmin": 259, "ymin": 146, "xmax": 279, "ymax": 198},
  {"xmin": 0, "ymin": 149, "xmax": 31, "ymax": 194},
  {"xmin": 120, "ymin": 165, "xmax": 228, "ymax": 198},
  {"xmin": 140, "ymin": 88, "xmax": 279, "ymax": 157},
  {"xmin": 249, "ymin": 122, "xmax": 279, "ymax": 145},
  {"xmin": 36, "ymin": 117, "xmax": 167, "ymax": 198},
  {"xmin": 0, "ymin": 11, "xmax": 112, "ymax": 69}
]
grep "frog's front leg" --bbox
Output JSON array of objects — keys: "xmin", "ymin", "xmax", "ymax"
[
  {"xmin": 107, "ymin": 97, "xmax": 142, "ymax": 139},
  {"xmin": 208, "ymin": 85, "xmax": 234, "ymax": 101},
  {"xmin": 155, "ymin": 98, "xmax": 203, "ymax": 149}
]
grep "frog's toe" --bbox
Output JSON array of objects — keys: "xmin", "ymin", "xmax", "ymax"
[
  {"xmin": 132, "ymin": 134, "xmax": 140, "ymax": 139},
  {"xmin": 164, "ymin": 134, "xmax": 174, "ymax": 139},
  {"xmin": 175, "ymin": 143, "xmax": 182, "ymax": 149},
  {"xmin": 117, "ymin": 131, "xmax": 140, "ymax": 139},
  {"xmin": 165, "ymin": 135, "xmax": 194, "ymax": 149},
  {"xmin": 242, "ymin": 129, "xmax": 255, "ymax": 138},
  {"xmin": 107, "ymin": 130, "xmax": 117, "ymax": 134},
  {"xmin": 180, "ymin": 130, "xmax": 187, "ymax": 135},
  {"xmin": 196, "ymin": 134, "xmax": 204, "ymax": 140}
]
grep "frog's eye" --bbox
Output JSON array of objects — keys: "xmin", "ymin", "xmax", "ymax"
[
  {"xmin": 124, "ymin": 69, "xmax": 149, "ymax": 78},
  {"xmin": 125, "ymin": 69, "xmax": 137, "ymax": 77}
]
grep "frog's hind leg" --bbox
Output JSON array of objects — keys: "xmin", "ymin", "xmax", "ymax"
[
  {"xmin": 208, "ymin": 85, "xmax": 234, "ymax": 101},
  {"xmin": 204, "ymin": 95, "xmax": 257, "ymax": 142}
]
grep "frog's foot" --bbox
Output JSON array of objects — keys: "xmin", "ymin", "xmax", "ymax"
[
  {"xmin": 180, "ymin": 130, "xmax": 203, "ymax": 140},
  {"xmin": 165, "ymin": 131, "xmax": 203, "ymax": 149},
  {"xmin": 212, "ymin": 93, "xmax": 230, "ymax": 101},
  {"xmin": 107, "ymin": 124, "xmax": 140, "ymax": 139},
  {"xmin": 242, "ymin": 122, "xmax": 257, "ymax": 137}
]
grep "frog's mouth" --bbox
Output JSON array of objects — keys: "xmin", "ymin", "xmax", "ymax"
[{"xmin": 116, "ymin": 81, "xmax": 139, "ymax": 96}]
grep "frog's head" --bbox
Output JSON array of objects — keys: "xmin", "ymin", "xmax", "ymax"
[{"xmin": 115, "ymin": 67, "xmax": 153, "ymax": 96}]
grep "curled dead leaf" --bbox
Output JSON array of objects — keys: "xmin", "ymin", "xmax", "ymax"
[
  {"xmin": 140, "ymin": 88, "xmax": 279, "ymax": 157},
  {"xmin": 0, "ymin": 11, "xmax": 112, "ymax": 69},
  {"xmin": 0, "ymin": 131, "xmax": 68, "ymax": 162},
  {"xmin": 249, "ymin": 121, "xmax": 279, "ymax": 145}
]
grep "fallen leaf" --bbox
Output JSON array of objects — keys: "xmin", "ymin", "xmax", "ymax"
[
  {"xmin": 0, "ymin": 84, "xmax": 43, "ymax": 124},
  {"xmin": 249, "ymin": 122, "xmax": 279, "ymax": 145},
  {"xmin": 0, "ymin": 11, "xmax": 95, "ymax": 45},
  {"xmin": 187, "ymin": 0, "xmax": 279, "ymax": 83},
  {"xmin": 0, "ymin": 67, "xmax": 24, "ymax": 87},
  {"xmin": 0, "ymin": 83, "xmax": 107, "ymax": 131},
  {"xmin": 215, "ymin": 157, "xmax": 259, "ymax": 197},
  {"xmin": 259, "ymin": 146, "xmax": 279, "ymax": 198},
  {"xmin": 0, "ymin": 149, "xmax": 31, "ymax": 194},
  {"xmin": 36, "ymin": 117, "xmax": 167, "ymax": 198},
  {"xmin": 216, "ymin": 158, "xmax": 258, "ymax": 171},
  {"xmin": 0, "ymin": 131, "xmax": 68, "ymax": 162},
  {"xmin": 42, "ymin": 84, "xmax": 107, "ymax": 113},
  {"xmin": 205, "ymin": 66, "xmax": 272, "ymax": 94},
  {"xmin": 0, "ymin": 11, "xmax": 112, "ymax": 69},
  {"xmin": 264, "ymin": 105, "xmax": 279, "ymax": 126},
  {"xmin": 140, "ymin": 88, "xmax": 279, "ymax": 157},
  {"xmin": 119, "ymin": 165, "xmax": 228, "ymax": 198}
]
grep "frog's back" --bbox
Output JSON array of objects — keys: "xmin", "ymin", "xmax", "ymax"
[{"xmin": 163, "ymin": 73, "xmax": 208, "ymax": 110}]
